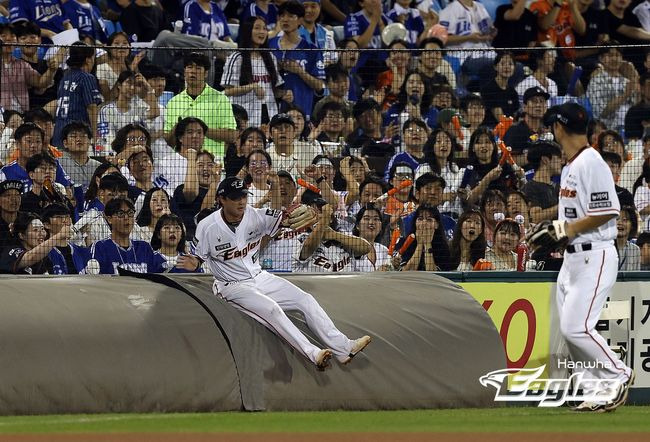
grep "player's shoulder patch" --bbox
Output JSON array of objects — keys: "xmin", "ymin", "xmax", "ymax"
[{"xmin": 265, "ymin": 208, "xmax": 282, "ymax": 218}]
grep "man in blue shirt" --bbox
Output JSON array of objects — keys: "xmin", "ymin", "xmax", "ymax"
[
  {"xmin": 401, "ymin": 172, "xmax": 456, "ymax": 240},
  {"xmin": 62, "ymin": 0, "xmax": 108, "ymax": 44},
  {"xmin": 52, "ymin": 42, "xmax": 103, "ymax": 148},
  {"xmin": 241, "ymin": 0, "xmax": 278, "ymax": 31},
  {"xmin": 269, "ymin": 0, "xmax": 325, "ymax": 120},
  {"xmin": 344, "ymin": 0, "xmax": 390, "ymax": 73},
  {"xmin": 9, "ymin": 0, "xmax": 72, "ymax": 41},
  {"xmin": 182, "ymin": 0, "xmax": 233, "ymax": 43},
  {"xmin": 299, "ymin": 0, "xmax": 337, "ymax": 65}
]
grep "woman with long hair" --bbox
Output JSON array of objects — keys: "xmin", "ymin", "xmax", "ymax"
[
  {"xmin": 150, "ymin": 213, "xmax": 203, "ymax": 273},
  {"xmin": 449, "ymin": 209, "xmax": 487, "ymax": 271},
  {"xmin": 384, "ymin": 70, "xmax": 435, "ymax": 127},
  {"xmin": 82, "ymin": 163, "xmax": 121, "ymax": 212},
  {"xmin": 96, "ymin": 32, "xmax": 142, "ymax": 101},
  {"xmin": 241, "ymin": 149, "xmax": 280, "ymax": 208},
  {"xmin": 133, "ymin": 187, "xmax": 171, "ymax": 242},
  {"xmin": 225, "ymin": 127, "xmax": 267, "ymax": 177},
  {"xmin": 398, "ymin": 204, "xmax": 452, "ymax": 271},
  {"xmin": 375, "ymin": 40, "xmax": 411, "ymax": 110},
  {"xmin": 221, "ymin": 16, "xmax": 290, "ymax": 127},
  {"xmin": 352, "ymin": 204, "xmax": 390, "ymax": 272},
  {"xmin": 422, "ymin": 128, "xmax": 464, "ymax": 218}
]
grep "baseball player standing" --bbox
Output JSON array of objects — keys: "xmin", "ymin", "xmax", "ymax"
[
  {"xmin": 188, "ymin": 177, "xmax": 371, "ymax": 370},
  {"xmin": 530, "ymin": 103, "xmax": 634, "ymax": 412}
]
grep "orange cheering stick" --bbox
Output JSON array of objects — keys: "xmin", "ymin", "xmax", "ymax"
[
  {"xmin": 387, "ymin": 229, "xmax": 401, "ymax": 255},
  {"xmin": 451, "ymin": 115, "xmax": 464, "ymax": 141},
  {"xmin": 398, "ymin": 234, "xmax": 416, "ymax": 255},
  {"xmin": 297, "ymin": 178, "xmax": 321, "ymax": 194},
  {"xmin": 375, "ymin": 179, "xmax": 413, "ymax": 203},
  {"xmin": 498, "ymin": 141, "xmax": 515, "ymax": 166},
  {"xmin": 493, "ymin": 115, "xmax": 513, "ymax": 141}
]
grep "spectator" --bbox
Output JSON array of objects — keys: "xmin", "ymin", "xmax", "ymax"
[
  {"xmin": 312, "ymin": 64, "xmax": 354, "ymax": 125},
  {"xmin": 401, "ymin": 172, "xmax": 455, "ymax": 239},
  {"xmin": 335, "ymin": 38, "xmax": 362, "ymax": 102},
  {"xmin": 636, "ymin": 231, "xmax": 650, "ymax": 270},
  {"xmin": 493, "ymin": 0, "xmax": 538, "ymax": 51},
  {"xmin": 182, "ymin": 0, "xmax": 232, "ymax": 44},
  {"xmin": 354, "ymin": 175, "xmax": 388, "ymax": 218},
  {"xmin": 41, "ymin": 203, "xmax": 90, "ymax": 274},
  {"xmin": 151, "ymin": 213, "xmax": 202, "ymax": 272},
  {"xmin": 63, "ymin": 0, "xmax": 108, "ymax": 44},
  {"xmin": 344, "ymin": 0, "xmax": 390, "ymax": 78},
  {"xmin": 384, "ymin": 161, "xmax": 416, "ymax": 226},
  {"xmin": 616, "ymin": 205, "xmax": 640, "ymax": 270},
  {"xmin": 606, "ymin": 0, "xmax": 650, "ymax": 69},
  {"xmin": 0, "ymin": 211, "xmax": 71, "ymax": 274},
  {"xmin": 90, "ymin": 197, "xmax": 166, "ymax": 274},
  {"xmin": 481, "ymin": 51, "xmax": 520, "ymax": 125},
  {"xmin": 311, "ymin": 101, "xmax": 348, "ymax": 144},
  {"xmin": 480, "ymin": 189, "xmax": 508, "ymax": 247},
  {"xmin": 435, "ymin": 108, "xmax": 470, "ymax": 153},
  {"xmin": 352, "ymin": 204, "xmax": 390, "ymax": 271},
  {"xmin": 300, "ymin": 0, "xmax": 337, "ymax": 65},
  {"xmin": 375, "ymin": 40, "xmax": 411, "ymax": 110},
  {"xmin": 81, "ymin": 163, "xmax": 121, "ymax": 214},
  {"xmin": 459, "ymin": 93, "xmax": 487, "ymax": 135},
  {"xmin": 587, "ymin": 43, "xmax": 639, "ymax": 131},
  {"xmin": 285, "ymin": 103, "xmax": 310, "ymax": 142},
  {"xmin": 507, "ymin": 190, "xmax": 531, "ymax": 232},
  {"xmin": 634, "ymin": 161, "xmax": 650, "ymax": 230},
  {"xmin": 529, "ymin": 0, "xmax": 586, "ymax": 59},
  {"xmin": 449, "ymin": 208, "xmax": 487, "ymax": 271},
  {"xmin": 422, "ymin": 128, "xmax": 464, "ymax": 218},
  {"xmin": 515, "ymin": 50, "xmax": 558, "ymax": 104},
  {"xmin": 164, "ymin": 52, "xmax": 237, "ymax": 158},
  {"xmin": 484, "ymin": 218, "xmax": 520, "ymax": 270},
  {"xmin": 221, "ymin": 17, "xmax": 288, "ymax": 128},
  {"xmin": 133, "ymin": 187, "xmax": 171, "ymax": 242},
  {"xmin": 384, "ymin": 71, "xmax": 436, "ymax": 129},
  {"xmin": 269, "ymin": 0, "xmax": 325, "ymax": 121},
  {"xmin": 171, "ymin": 150, "xmax": 221, "ymax": 239},
  {"xmin": 396, "ymin": 204, "xmax": 452, "ymax": 271},
  {"xmin": 384, "ymin": 117, "xmax": 428, "ymax": 182},
  {"xmin": 110, "ymin": 123, "xmax": 154, "ymax": 173},
  {"xmin": 417, "ymin": 37, "xmax": 455, "ymax": 92},
  {"xmin": 624, "ymin": 73, "xmax": 650, "ymax": 145},
  {"xmin": 139, "ymin": 63, "xmax": 170, "ymax": 160},
  {"xmin": 387, "ymin": 0, "xmax": 426, "ymax": 47},
  {"xmin": 225, "ymin": 127, "xmax": 267, "ymax": 178},
  {"xmin": 24, "ymin": 108, "xmax": 60, "ymax": 157},
  {"xmin": 52, "ymin": 42, "xmax": 103, "ymax": 148},
  {"xmin": 574, "ymin": 0, "xmax": 609, "ymax": 78},
  {"xmin": 267, "ymin": 113, "xmax": 319, "ymax": 179},
  {"xmin": 9, "ymin": 0, "xmax": 72, "ymax": 40},
  {"xmin": 347, "ymin": 98, "xmax": 397, "ymax": 157},
  {"xmin": 96, "ymin": 32, "xmax": 135, "ymax": 102},
  {"xmin": 158, "ymin": 117, "xmax": 208, "ymax": 194},
  {"xmin": 0, "ymin": 23, "xmax": 63, "ymax": 113},
  {"xmin": 242, "ymin": 150, "xmax": 281, "ymax": 209},
  {"xmin": 0, "ymin": 180, "xmax": 23, "ymax": 250},
  {"xmin": 20, "ymin": 153, "xmax": 68, "ymax": 216},
  {"xmin": 98, "ymin": 70, "xmax": 160, "ymax": 150},
  {"xmin": 120, "ymin": 0, "xmax": 169, "ymax": 43},
  {"xmin": 522, "ymin": 141, "xmax": 562, "ymax": 223},
  {"xmin": 241, "ymin": 0, "xmax": 278, "ymax": 32},
  {"xmin": 503, "ymin": 87, "xmax": 550, "ymax": 164},
  {"xmin": 126, "ymin": 148, "xmax": 155, "ymax": 201},
  {"xmin": 602, "ymin": 150, "xmax": 635, "ymax": 208}
]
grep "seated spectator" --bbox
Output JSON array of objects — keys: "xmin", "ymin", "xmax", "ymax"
[
  {"xmin": 24, "ymin": 108, "xmax": 60, "ymax": 158},
  {"xmin": 522, "ymin": 141, "xmax": 562, "ymax": 223},
  {"xmin": 139, "ymin": 63, "xmax": 170, "ymax": 160},
  {"xmin": 311, "ymin": 101, "xmax": 348, "ymax": 145},
  {"xmin": 20, "ymin": 153, "xmax": 73, "ymax": 216},
  {"xmin": 126, "ymin": 148, "xmax": 155, "ymax": 202},
  {"xmin": 293, "ymin": 196, "xmax": 372, "ymax": 272},
  {"xmin": 384, "ymin": 71, "xmax": 436, "ymax": 130},
  {"xmin": 503, "ymin": 87, "xmax": 550, "ymax": 164},
  {"xmin": 388, "ymin": 0, "xmax": 425, "ymax": 47},
  {"xmin": 313, "ymin": 65, "xmax": 354, "ymax": 126},
  {"xmin": 58, "ymin": 121, "xmax": 100, "ymax": 193},
  {"xmin": 352, "ymin": 204, "xmax": 390, "ymax": 271},
  {"xmin": 300, "ymin": 0, "xmax": 337, "ymax": 65},
  {"xmin": 221, "ymin": 17, "xmax": 287, "ymax": 128},
  {"xmin": 449, "ymin": 208, "xmax": 487, "ymax": 271},
  {"xmin": 384, "ymin": 118, "xmax": 428, "ymax": 182},
  {"xmin": 267, "ymin": 113, "xmax": 319, "ymax": 179},
  {"xmin": 417, "ymin": 37, "xmax": 455, "ymax": 91},
  {"xmin": 375, "ymin": 40, "xmax": 411, "ymax": 110},
  {"xmin": 120, "ymin": 0, "xmax": 169, "ymax": 43},
  {"xmin": 616, "ymin": 205, "xmax": 640, "ymax": 271},
  {"xmin": 9, "ymin": 0, "xmax": 72, "ymax": 41},
  {"xmin": 493, "ymin": 0, "xmax": 538, "ymax": 51},
  {"xmin": 634, "ymin": 161, "xmax": 650, "ymax": 230},
  {"xmin": 606, "ymin": 0, "xmax": 650, "ymax": 69},
  {"xmin": 98, "ymin": 70, "xmax": 160, "ymax": 150},
  {"xmin": 182, "ymin": 0, "xmax": 232, "ymax": 44},
  {"xmin": 285, "ymin": 103, "xmax": 313, "ymax": 146},
  {"xmin": 41, "ymin": 203, "xmax": 90, "ymax": 274},
  {"xmin": 241, "ymin": 0, "xmax": 278, "ymax": 32},
  {"xmin": 164, "ymin": 52, "xmax": 237, "ymax": 158},
  {"xmin": 506, "ymin": 190, "xmax": 532, "ymax": 233},
  {"xmin": 347, "ymin": 98, "xmax": 397, "ymax": 157},
  {"xmin": 242, "ymin": 150, "xmax": 281, "ymax": 209},
  {"xmin": 597, "ymin": 129, "xmax": 631, "ymax": 188},
  {"xmin": 81, "ymin": 163, "xmax": 121, "ymax": 214},
  {"xmin": 0, "ymin": 180, "xmax": 22, "ymax": 250},
  {"xmin": 529, "ymin": 0, "xmax": 585, "ymax": 60},
  {"xmin": 0, "ymin": 211, "xmax": 71, "ymax": 274},
  {"xmin": 484, "ymin": 218, "xmax": 520, "ymax": 270},
  {"xmin": 636, "ymin": 231, "xmax": 650, "ymax": 270},
  {"xmin": 63, "ymin": 0, "xmax": 107, "ymax": 44},
  {"xmin": 587, "ymin": 43, "xmax": 639, "ymax": 131},
  {"xmin": 151, "ymin": 213, "xmax": 202, "ymax": 273},
  {"xmin": 90, "ymin": 198, "xmax": 166, "ymax": 275},
  {"xmin": 480, "ymin": 189, "xmax": 508, "ymax": 247},
  {"xmin": 348, "ymin": 174, "xmax": 388, "ymax": 223},
  {"xmin": 225, "ymin": 127, "xmax": 266, "ymax": 178},
  {"xmin": 96, "ymin": 32, "xmax": 134, "ymax": 102},
  {"xmin": 52, "ymin": 42, "xmax": 103, "ymax": 148},
  {"xmin": 459, "ymin": 94, "xmax": 487, "ymax": 136},
  {"xmin": 383, "ymin": 162, "xmax": 416, "ymax": 227},
  {"xmin": 335, "ymin": 38, "xmax": 363, "ymax": 102},
  {"xmin": 422, "ymin": 128, "xmax": 464, "ymax": 219},
  {"xmin": 601, "ymin": 151, "xmax": 635, "ymax": 208},
  {"xmin": 480, "ymin": 51, "xmax": 520, "ymax": 126},
  {"xmin": 157, "ymin": 117, "xmax": 208, "ymax": 193},
  {"xmin": 133, "ymin": 187, "xmax": 171, "ymax": 242},
  {"xmin": 396, "ymin": 204, "xmax": 452, "ymax": 271},
  {"xmin": 400, "ymin": 172, "xmax": 455, "ymax": 240},
  {"xmin": 0, "ymin": 23, "xmax": 62, "ymax": 113},
  {"xmin": 515, "ymin": 49, "xmax": 558, "ymax": 104},
  {"xmin": 110, "ymin": 123, "xmax": 155, "ymax": 178},
  {"xmin": 0, "ymin": 123, "xmax": 72, "ymax": 192}
]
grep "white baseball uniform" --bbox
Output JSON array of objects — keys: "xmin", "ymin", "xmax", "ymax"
[
  {"xmin": 354, "ymin": 243, "xmax": 391, "ymax": 272},
  {"xmin": 194, "ymin": 206, "xmax": 355, "ymax": 364},
  {"xmin": 557, "ymin": 146, "xmax": 632, "ymax": 384},
  {"xmin": 259, "ymin": 227, "xmax": 301, "ymax": 272},
  {"xmin": 292, "ymin": 233, "xmax": 355, "ymax": 273}
]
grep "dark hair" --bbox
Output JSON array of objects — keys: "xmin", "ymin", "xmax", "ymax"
[
  {"xmin": 62, "ymin": 121, "xmax": 92, "ymax": 141},
  {"xmin": 480, "ymin": 189, "xmax": 507, "ymax": 214},
  {"xmin": 184, "ymin": 51, "xmax": 211, "ymax": 70},
  {"xmin": 175, "ymin": 117, "xmax": 208, "ymax": 152},
  {"xmin": 14, "ymin": 122, "xmax": 45, "ymax": 143},
  {"xmin": 598, "ymin": 40, "xmax": 621, "ymax": 57},
  {"xmin": 105, "ymin": 197, "xmax": 135, "ymax": 217},
  {"xmin": 459, "ymin": 93, "xmax": 484, "ymax": 112},
  {"xmin": 526, "ymin": 141, "xmax": 562, "ymax": 169},
  {"xmin": 25, "ymin": 153, "xmax": 56, "ymax": 174},
  {"xmin": 41, "ymin": 203, "xmax": 70, "ymax": 223},
  {"xmin": 111, "ymin": 123, "xmax": 152, "ymax": 154},
  {"xmin": 507, "ymin": 189, "xmax": 529, "ymax": 207},
  {"xmin": 633, "ymin": 161, "xmax": 650, "ymax": 195},
  {"xmin": 396, "ymin": 70, "xmax": 433, "ymax": 116},
  {"xmin": 424, "ymin": 128, "xmax": 457, "ymax": 174},
  {"xmin": 116, "ymin": 69, "xmax": 136, "ymax": 86},
  {"xmin": 245, "ymin": 149, "xmax": 273, "ymax": 168},
  {"xmin": 67, "ymin": 41, "xmax": 95, "ymax": 69},
  {"xmin": 388, "ymin": 161, "xmax": 414, "ymax": 182},
  {"xmin": 359, "ymin": 175, "xmax": 388, "ymax": 196},
  {"xmin": 337, "ymin": 37, "xmax": 359, "ymax": 49},
  {"xmin": 231, "ymin": 103, "xmax": 249, "ymax": 128},
  {"xmin": 587, "ymin": 118, "xmax": 606, "ymax": 143},
  {"xmin": 84, "ymin": 164, "xmax": 121, "ymax": 202},
  {"xmin": 418, "ymin": 37, "xmax": 445, "ymax": 51},
  {"xmin": 3, "ymin": 109, "xmax": 22, "ymax": 125},
  {"xmin": 284, "ymin": 103, "xmax": 310, "ymax": 140},
  {"xmin": 493, "ymin": 218, "xmax": 521, "ymax": 244},
  {"xmin": 530, "ymin": 46, "xmax": 553, "ymax": 72},
  {"xmin": 278, "ymin": 0, "xmax": 305, "ymax": 17},
  {"xmin": 637, "ymin": 231, "xmax": 650, "ymax": 248},
  {"xmin": 11, "ymin": 211, "xmax": 41, "ymax": 240},
  {"xmin": 126, "ymin": 149, "xmax": 154, "ymax": 170},
  {"xmin": 600, "ymin": 150, "xmax": 623, "ymax": 166},
  {"xmin": 449, "ymin": 209, "xmax": 486, "ymax": 269},
  {"xmin": 107, "ymin": 31, "xmax": 130, "ymax": 48},
  {"xmin": 352, "ymin": 204, "xmax": 385, "ymax": 242},
  {"xmin": 619, "ymin": 205, "xmax": 639, "ymax": 241},
  {"xmin": 239, "ymin": 127, "xmax": 267, "ymax": 149},
  {"xmin": 140, "ymin": 63, "xmax": 166, "ymax": 80},
  {"xmin": 23, "ymin": 107, "xmax": 54, "ymax": 124},
  {"xmin": 0, "ymin": 23, "xmax": 16, "ymax": 36},
  {"xmin": 99, "ymin": 172, "xmax": 129, "ymax": 192},
  {"xmin": 412, "ymin": 204, "xmax": 452, "ymax": 270},
  {"xmin": 237, "ymin": 17, "xmax": 279, "ymax": 87},
  {"xmin": 316, "ymin": 100, "xmax": 346, "ymax": 124},
  {"xmin": 494, "ymin": 50, "xmax": 514, "ymax": 67},
  {"xmin": 136, "ymin": 187, "xmax": 170, "ymax": 228},
  {"xmin": 403, "ymin": 117, "xmax": 428, "ymax": 133},
  {"xmin": 387, "ymin": 39, "xmax": 409, "ymax": 50},
  {"xmin": 468, "ymin": 127, "xmax": 498, "ymax": 167},
  {"xmin": 197, "ymin": 150, "xmax": 215, "ymax": 162},
  {"xmin": 151, "ymin": 214, "xmax": 187, "ymax": 253},
  {"xmin": 325, "ymin": 63, "xmax": 348, "ymax": 83},
  {"xmin": 597, "ymin": 129, "xmax": 625, "ymax": 153}
]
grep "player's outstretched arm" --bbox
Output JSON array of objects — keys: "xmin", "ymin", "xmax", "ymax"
[
  {"xmin": 565, "ymin": 213, "xmax": 618, "ymax": 239},
  {"xmin": 298, "ymin": 205, "xmax": 332, "ymax": 261},
  {"xmin": 324, "ymin": 229, "xmax": 372, "ymax": 257}
]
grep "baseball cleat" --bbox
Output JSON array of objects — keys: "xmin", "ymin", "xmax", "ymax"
[
  {"xmin": 340, "ymin": 335, "xmax": 372, "ymax": 365},
  {"xmin": 315, "ymin": 349, "xmax": 333, "ymax": 371},
  {"xmin": 571, "ymin": 401, "xmax": 607, "ymax": 413},
  {"xmin": 604, "ymin": 370, "xmax": 635, "ymax": 412}
]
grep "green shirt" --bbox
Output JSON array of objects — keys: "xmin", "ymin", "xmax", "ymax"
[{"xmin": 164, "ymin": 85, "xmax": 236, "ymax": 158}]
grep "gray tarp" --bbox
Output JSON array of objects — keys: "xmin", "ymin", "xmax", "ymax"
[{"xmin": 0, "ymin": 272, "xmax": 505, "ymax": 414}]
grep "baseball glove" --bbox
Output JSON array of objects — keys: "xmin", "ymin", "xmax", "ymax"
[
  {"xmin": 526, "ymin": 220, "xmax": 569, "ymax": 253},
  {"xmin": 282, "ymin": 204, "xmax": 318, "ymax": 230}
]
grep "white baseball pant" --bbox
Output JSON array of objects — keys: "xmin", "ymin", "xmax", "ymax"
[
  {"xmin": 557, "ymin": 244, "xmax": 632, "ymax": 383},
  {"xmin": 213, "ymin": 271, "xmax": 354, "ymax": 363}
]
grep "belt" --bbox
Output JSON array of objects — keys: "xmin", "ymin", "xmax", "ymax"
[{"xmin": 566, "ymin": 243, "xmax": 592, "ymax": 253}]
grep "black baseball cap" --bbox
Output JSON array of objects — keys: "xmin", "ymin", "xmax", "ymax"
[
  {"xmin": 269, "ymin": 113, "xmax": 295, "ymax": 129},
  {"xmin": 543, "ymin": 102, "xmax": 589, "ymax": 134},
  {"xmin": 352, "ymin": 98, "xmax": 381, "ymax": 120},
  {"xmin": 415, "ymin": 172, "xmax": 446, "ymax": 190},
  {"xmin": 523, "ymin": 86, "xmax": 550, "ymax": 103},
  {"xmin": 301, "ymin": 189, "xmax": 327, "ymax": 207},
  {"xmin": 217, "ymin": 177, "xmax": 252, "ymax": 199},
  {"xmin": 0, "ymin": 180, "xmax": 23, "ymax": 195}
]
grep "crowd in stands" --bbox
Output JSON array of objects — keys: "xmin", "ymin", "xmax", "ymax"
[{"xmin": 3, "ymin": 0, "xmax": 650, "ymax": 275}]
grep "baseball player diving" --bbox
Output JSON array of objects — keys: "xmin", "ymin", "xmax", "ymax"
[
  {"xmin": 184, "ymin": 177, "xmax": 371, "ymax": 370},
  {"xmin": 527, "ymin": 103, "xmax": 634, "ymax": 412}
]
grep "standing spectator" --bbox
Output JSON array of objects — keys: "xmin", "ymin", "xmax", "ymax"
[
  {"xmin": 182, "ymin": 0, "xmax": 233, "ymax": 44},
  {"xmin": 269, "ymin": 0, "xmax": 325, "ymax": 121},
  {"xmin": 139, "ymin": 63, "xmax": 171, "ymax": 160},
  {"xmin": 347, "ymin": 98, "xmax": 397, "ymax": 157},
  {"xmin": 311, "ymin": 101, "xmax": 348, "ymax": 144},
  {"xmin": 522, "ymin": 141, "xmax": 562, "ymax": 223},
  {"xmin": 42, "ymin": 203, "xmax": 90, "ymax": 274},
  {"xmin": 449, "ymin": 209, "xmax": 487, "ymax": 271},
  {"xmin": 423, "ymin": 128, "xmax": 464, "ymax": 218},
  {"xmin": 484, "ymin": 218, "xmax": 520, "ymax": 270},
  {"xmin": 459, "ymin": 93, "xmax": 487, "ymax": 135},
  {"xmin": 493, "ymin": 0, "xmax": 538, "ymax": 51},
  {"xmin": 375, "ymin": 39, "xmax": 411, "ymax": 111},
  {"xmin": 300, "ymin": 0, "xmax": 337, "ymax": 65},
  {"xmin": 63, "ymin": 0, "xmax": 108, "ymax": 44},
  {"xmin": 312, "ymin": 64, "xmax": 354, "ymax": 124},
  {"xmin": 417, "ymin": 37, "xmax": 455, "ymax": 92},
  {"xmin": 481, "ymin": 51, "xmax": 520, "ymax": 126},
  {"xmin": 529, "ymin": 0, "xmax": 586, "ymax": 59},
  {"xmin": 587, "ymin": 43, "xmax": 639, "ymax": 131},
  {"xmin": 133, "ymin": 187, "xmax": 171, "ymax": 242},
  {"xmin": 388, "ymin": 0, "xmax": 426, "ymax": 47},
  {"xmin": 352, "ymin": 205, "xmax": 390, "ymax": 271},
  {"xmin": 52, "ymin": 42, "xmax": 103, "ymax": 148},
  {"xmin": 164, "ymin": 52, "xmax": 237, "ymax": 158},
  {"xmin": 396, "ymin": 204, "xmax": 452, "ymax": 271},
  {"xmin": 151, "ymin": 214, "xmax": 202, "ymax": 272},
  {"xmin": 503, "ymin": 87, "xmax": 550, "ymax": 164},
  {"xmin": 344, "ymin": 0, "xmax": 390, "ymax": 77},
  {"xmin": 221, "ymin": 17, "xmax": 288, "ymax": 128},
  {"xmin": 616, "ymin": 205, "xmax": 641, "ymax": 270},
  {"xmin": 241, "ymin": 0, "xmax": 278, "ymax": 32},
  {"xmin": 96, "ymin": 32, "xmax": 135, "ymax": 102},
  {"xmin": 157, "ymin": 117, "xmax": 208, "ymax": 193},
  {"xmin": 0, "ymin": 180, "xmax": 23, "ymax": 250},
  {"xmin": 515, "ymin": 49, "xmax": 558, "ymax": 104},
  {"xmin": 335, "ymin": 38, "xmax": 362, "ymax": 102},
  {"xmin": 384, "ymin": 70, "xmax": 436, "ymax": 129},
  {"xmin": 574, "ymin": 0, "xmax": 610, "ymax": 79},
  {"xmin": 9, "ymin": 0, "xmax": 72, "ymax": 40},
  {"xmin": 606, "ymin": 0, "xmax": 650, "ymax": 69},
  {"xmin": 120, "ymin": 0, "xmax": 169, "ymax": 43}
]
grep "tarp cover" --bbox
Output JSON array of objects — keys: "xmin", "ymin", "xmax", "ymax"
[{"xmin": 0, "ymin": 272, "xmax": 505, "ymax": 414}]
